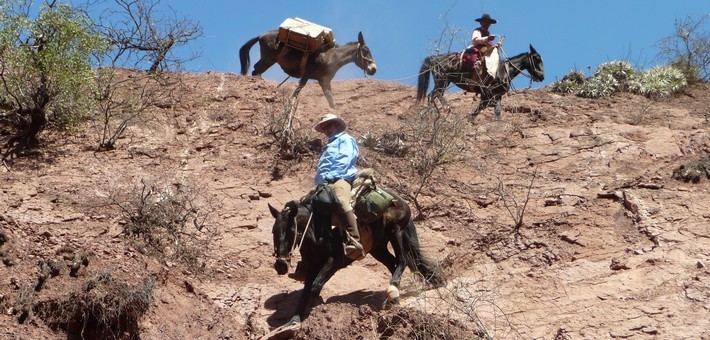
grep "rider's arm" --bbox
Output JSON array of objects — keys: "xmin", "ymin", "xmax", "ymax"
[
  {"xmin": 314, "ymin": 134, "xmax": 358, "ymax": 184},
  {"xmin": 472, "ymin": 29, "xmax": 488, "ymax": 46}
]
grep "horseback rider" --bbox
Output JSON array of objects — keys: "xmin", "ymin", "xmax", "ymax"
[
  {"xmin": 461, "ymin": 13, "xmax": 500, "ymax": 79},
  {"xmin": 469, "ymin": 13, "xmax": 498, "ymax": 67},
  {"xmin": 313, "ymin": 114, "xmax": 365, "ymax": 261}
]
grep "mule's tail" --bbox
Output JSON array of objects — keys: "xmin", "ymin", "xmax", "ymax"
[
  {"xmin": 403, "ymin": 218, "xmax": 446, "ymax": 288},
  {"xmin": 416, "ymin": 56, "xmax": 432, "ymax": 103},
  {"xmin": 239, "ymin": 36, "xmax": 259, "ymax": 75}
]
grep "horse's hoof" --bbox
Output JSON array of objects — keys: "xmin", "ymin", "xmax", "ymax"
[
  {"xmin": 386, "ymin": 285, "xmax": 400, "ymax": 300},
  {"xmin": 286, "ymin": 316, "xmax": 302, "ymax": 326},
  {"xmin": 382, "ymin": 297, "xmax": 400, "ymax": 310}
]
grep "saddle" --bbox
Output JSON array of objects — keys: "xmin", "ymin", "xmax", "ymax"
[{"xmin": 459, "ymin": 45, "xmax": 499, "ymax": 79}]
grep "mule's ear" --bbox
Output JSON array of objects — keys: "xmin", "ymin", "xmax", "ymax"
[
  {"xmin": 358, "ymin": 31, "xmax": 365, "ymax": 45},
  {"xmin": 529, "ymin": 44, "xmax": 537, "ymax": 55},
  {"xmin": 268, "ymin": 203, "xmax": 280, "ymax": 218}
]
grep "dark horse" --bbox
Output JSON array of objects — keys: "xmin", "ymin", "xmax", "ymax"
[
  {"xmin": 240, "ymin": 31, "xmax": 377, "ymax": 108},
  {"xmin": 417, "ymin": 44, "xmax": 544, "ymax": 121},
  {"xmin": 268, "ymin": 185, "xmax": 444, "ymax": 325}
]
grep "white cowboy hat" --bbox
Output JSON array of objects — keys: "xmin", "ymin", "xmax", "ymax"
[{"xmin": 314, "ymin": 114, "xmax": 347, "ymax": 133}]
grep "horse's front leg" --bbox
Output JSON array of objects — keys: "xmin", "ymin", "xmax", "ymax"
[
  {"xmin": 469, "ymin": 101, "xmax": 485, "ymax": 123},
  {"xmin": 494, "ymin": 97, "xmax": 503, "ymax": 121},
  {"xmin": 292, "ymin": 256, "xmax": 338, "ymax": 323},
  {"xmin": 469, "ymin": 91, "xmax": 492, "ymax": 123},
  {"xmin": 318, "ymin": 80, "xmax": 335, "ymax": 108},
  {"xmin": 381, "ymin": 232, "xmax": 408, "ymax": 309},
  {"xmin": 368, "ymin": 245, "xmax": 399, "ymax": 309},
  {"xmin": 291, "ymin": 77, "xmax": 308, "ymax": 100}
]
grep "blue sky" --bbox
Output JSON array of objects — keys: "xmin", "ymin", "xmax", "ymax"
[{"xmin": 164, "ymin": 1, "xmax": 707, "ymax": 90}]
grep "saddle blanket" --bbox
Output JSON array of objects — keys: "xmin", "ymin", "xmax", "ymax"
[{"xmin": 458, "ymin": 46, "xmax": 500, "ymax": 78}]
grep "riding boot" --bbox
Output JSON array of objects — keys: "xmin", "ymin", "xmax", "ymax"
[{"xmin": 343, "ymin": 210, "xmax": 365, "ymax": 261}]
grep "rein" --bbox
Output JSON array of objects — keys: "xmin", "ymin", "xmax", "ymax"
[
  {"xmin": 283, "ymin": 209, "xmax": 313, "ymax": 268},
  {"xmin": 500, "ymin": 48, "xmax": 535, "ymax": 89},
  {"xmin": 292, "ymin": 211, "xmax": 313, "ymax": 254}
]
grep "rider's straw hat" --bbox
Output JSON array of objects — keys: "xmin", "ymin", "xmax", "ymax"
[{"xmin": 314, "ymin": 114, "xmax": 347, "ymax": 133}]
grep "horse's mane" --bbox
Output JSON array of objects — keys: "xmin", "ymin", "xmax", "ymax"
[
  {"xmin": 332, "ymin": 41, "xmax": 359, "ymax": 48},
  {"xmin": 505, "ymin": 51, "xmax": 530, "ymax": 61}
]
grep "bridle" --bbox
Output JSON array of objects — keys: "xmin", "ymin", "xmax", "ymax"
[
  {"xmin": 507, "ymin": 52, "xmax": 529, "ymax": 78},
  {"xmin": 355, "ymin": 43, "xmax": 375, "ymax": 76},
  {"xmin": 275, "ymin": 208, "xmax": 312, "ymax": 266},
  {"xmin": 527, "ymin": 53, "xmax": 543, "ymax": 81},
  {"xmin": 504, "ymin": 51, "xmax": 542, "ymax": 88}
]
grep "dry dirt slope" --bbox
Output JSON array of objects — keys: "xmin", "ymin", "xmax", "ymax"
[{"xmin": 0, "ymin": 72, "xmax": 708, "ymax": 339}]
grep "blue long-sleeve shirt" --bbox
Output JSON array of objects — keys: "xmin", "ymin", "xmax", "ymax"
[{"xmin": 314, "ymin": 132, "xmax": 359, "ymax": 185}]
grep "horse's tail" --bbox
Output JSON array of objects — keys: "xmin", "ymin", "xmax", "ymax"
[
  {"xmin": 416, "ymin": 56, "xmax": 432, "ymax": 103},
  {"xmin": 239, "ymin": 36, "xmax": 259, "ymax": 75},
  {"xmin": 403, "ymin": 217, "xmax": 446, "ymax": 288}
]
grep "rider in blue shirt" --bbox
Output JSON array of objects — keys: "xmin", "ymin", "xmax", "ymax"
[
  {"xmin": 314, "ymin": 129, "xmax": 358, "ymax": 186},
  {"xmin": 313, "ymin": 114, "xmax": 364, "ymax": 260}
]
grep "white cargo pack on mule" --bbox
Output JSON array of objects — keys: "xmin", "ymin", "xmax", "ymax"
[{"xmin": 278, "ymin": 17, "xmax": 335, "ymax": 54}]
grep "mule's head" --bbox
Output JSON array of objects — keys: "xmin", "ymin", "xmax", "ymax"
[
  {"xmin": 268, "ymin": 202, "xmax": 299, "ymax": 275},
  {"xmin": 355, "ymin": 32, "xmax": 377, "ymax": 76},
  {"xmin": 528, "ymin": 44, "xmax": 545, "ymax": 82}
]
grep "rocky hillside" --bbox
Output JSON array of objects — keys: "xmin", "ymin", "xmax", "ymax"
[{"xmin": 1, "ymin": 71, "xmax": 708, "ymax": 339}]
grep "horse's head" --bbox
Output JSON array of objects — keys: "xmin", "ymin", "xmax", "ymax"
[
  {"xmin": 528, "ymin": 44, "xmax": 545, "ymax": 82},
  {"xmin": 355, "ymin": 32, "xmax": 377, "ymax": 76},
  {"xmin": 268, "ymin": 201, "xmax": 300, "ymax": 275}
]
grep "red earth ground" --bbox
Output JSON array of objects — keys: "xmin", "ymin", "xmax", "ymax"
[{"xmin": 1, "ymin": 71, "xmax": 708, "ymax": 339}]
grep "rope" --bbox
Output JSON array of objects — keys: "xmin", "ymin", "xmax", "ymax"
[
  {"xmin": 277, "ymin": 76, "xmax": 291, "ymax": 88},
  {"xmin": 290, "ymin": 211, "xmax": 313, "ymax": 256},
  {"xmin": 497, "ymin": 41, "xmax": 534, "ymax": 91},
  {"xmin": 383, "ymin": 70, "xmax": 430, "ymax": 82}
]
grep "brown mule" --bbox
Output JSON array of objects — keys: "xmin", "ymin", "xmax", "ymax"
[{"xmin": 240, "ymin": 31, "xmax": 376, "ymax": 108}]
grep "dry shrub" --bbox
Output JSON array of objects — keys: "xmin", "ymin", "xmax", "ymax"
[
  {"xmin": 262, "ymin": 92, "xmax": 322, "ymax": 180},
  {"xmin": 360, "ymin": 131, "xmax": 409, "ymax": 156},
  {"xmin": 401, "ymin": 105, "xmax": 467, "ymax": 217},
  {"xmin": 377, "ymin": 307, "xmax": 482, "ymax": 339},
  {"xmin": 92, "ymin": 69, "xmax": 179, "ymax": 151},
  {"xmin": 33, "ymin": 272, "xmax": 154, "ymax": 339},
  {"xmin": 265, "ymin": 91, "xmax": 321, "ymax": 161},
  {"xmin": 11, "ymin": 284, "xmax": 36, "ymax": 324},
  {"xmin": 109, "ymin": 178, "xmax": 218, "ymax": 271}
]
